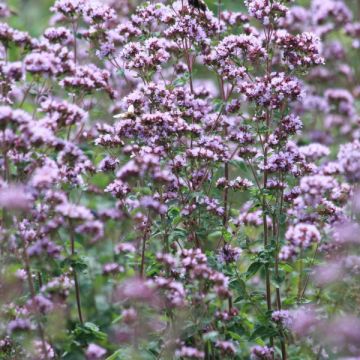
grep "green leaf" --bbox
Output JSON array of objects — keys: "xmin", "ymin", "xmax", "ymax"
[
  {"xmin": 105, "ymin": 350, "xmax": 124, "ymax": 360},
  {"xmin": 208, "ymin": 231, "xmax": 222, "ymax": 241},
  {"xmin": 227, "ymin": 331, "xmax": 242, "ymax": 341},
  {"xmin": 203, "ymin": 331, "xmax": 219, "ymax": 342},
  {"xmin": 229, "ymin": 159, "xmax": 248, "ymax": 173},
  {"xmin": 111, "ymin": 314, "xmax": 122, "ymax": 325},
  {"xmin": 250, "ymin": 325, "xmax": 277, "ymax": 340},
  {"xmin": 280, "ymin": 263, "xmax": 293, "ymax": 273},
  {"xmin": 73, "ymin": 322, "xmax": 107, "ymax": 343},
  {"xmin": 282, "ymin": 296, "xmax": 297, "ymax": 306},
  {"xmin": 230, "ymin": 278, "xmax": 248, "ymax": 299},
  {"xmin": 61, "ymin": 255, "xmax": 88, "ymax": 271},
  {"xmin": 117, "ymin": 68, "xmax": 125, "ymax": 77},
  {"xmin": 271, "ymin": 272, "xmax": 285, "ymax": 288},
  {"xmin": 169, "ymin": 228, "xmax": 188, "ymax": 242},
  {"xmin": 212, "ymin": 98, "xmax": 225, "ymax": 112},
  {"xmin": 222, "ymin": 229, "xmax": 232, "ymax": 242},
  {"xmin": 246, "ymin": 262, "xmax": 263, "ymax": 279},
  {"xmin": 173, "ymin": 72, "xmax": 190, "ymax": 87}
]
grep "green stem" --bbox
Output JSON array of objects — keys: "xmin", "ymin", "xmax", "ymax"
[{"xmin": 69, "ymin": 220, "xmax": 84, "ymax": 324}]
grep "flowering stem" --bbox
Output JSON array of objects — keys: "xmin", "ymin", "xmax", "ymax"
[
  {"xmin": 262, "ymin": 18, "xmax": 276, "ymax": 355},
  {"xmin": 297, "ymin": 250, "xmax": 304, "ymax": 303},
  {"xmin": 300, "ymin": 244, "xmax": 320, "ymax": 299},
  {"xmin": 140, "ymin": 233, "xmax": 147, "ymax": 278},
  {"xmin": 216, "ymin": 0, "xmax": 229, "ymax": 227},
  {"xmin": 3, "ymin": 148, "xmax": 9, "ymax": 181},
  {"xmin": 22, "ymin": 242, "xmax": 49, "ymax": 360},
  {"xmin": 72, "ymin": 20, "xmax": 78, "ymax": 67},
  {"xmin": 219, "ymin": 74, "xmax": 229, "ymax": 227},
  {"xmin": 274, "ymin": 186, "xmax": 287, "ymax": 359},
  {"xmin": 223, "ymin": 161, "xmax": 229, "ymax": 226},
  {"xmin": 69, "ymin": 220, "xmax": 84, "ymax": 324},
  {"xmin": 183, "ymin": 39, "xmax": 194, "ymax": 94},
  {"xmin": 19, "ymin": 81, "xmax": 34, "ymax": 108},
  {"xmin": 2, "ymin": 146, "xmax": 9, "ymax": 226},
  {"xmin": 262, "ymin": 132, "xmax": 272, "ymax": 312},
  {"xmin": 73, "ymin": 271, "xmax": 83, "ymax": 324}
]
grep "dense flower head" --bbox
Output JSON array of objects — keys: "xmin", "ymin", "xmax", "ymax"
[
  {"xmin": 164, "ymin": 3, "xmax": 221, "ymax": 45},
  {"xmin": 51, "ymin": 0, "xmax": 85, "ymax": 17},
  {"xmin": 285, "ymin": 223, "xmax": 321, "ymax": 248},
  {"xmin": 82, "ymin": 1, "xmax": 116, "ymax": 24},
  {"xmin": 217, "ymin": 244, "xmax": 242, "ymax": 264},
  {"xmin": 40, "ymin": 99, "xmax": 87, "ymax": 128},
  {"xmin": 0, "ymin": 23, "xmax": 32, "ymax": 47},
  {"xmin": 60, "ymin": 64, "xmax": 115, "ymax": 98},
  {"xmin": 213, "ymin": 34, "xmax": 267, "ymax": 61},
  {"xmin": 239, "ymin": 72, "xmax": 302, "ymax": 108},
  {"xmin": 33, "ymin": 340, "xmax": 55, "ymax": 359},
  {"xmin": 311, "ymin": 0, "xmax": 352, "ymax": 27},
  {"xmin": 338, "ymin": 140, "xmax": 360, "ymax": 182},
  {"xmin": 251, "ymin": 345, "xmax": 274, "ymax": 360},
  {"xmin": 215, "ymin": 340, "xmax": 237, "ymax": 355},
  {"xmin": 344, "ymin": 22, "xmax": 360, "ymax": 48},
  {"xmin": 204, "ymin": 33, "xmax": 266, "ymax": 81},
  {"xmin": 0, "ymin": 184, "xmax": 32, "ymax": 210},
  {"xmin": 299, "ymin": 143, "xmax": 330, "ymax": 161},
  {"xmin": 86, "ymin": 343, "xmax": 106, "ymax": 359},
  {"xmin": 273, "ymin": 114, "xmax": 303, "ymax": 142},
  {"xmin": 24, "ymin": 52, "xmax": 61, "ymax": 76},
  {"xmin": 0, "ymin": 3, "xmax": 11, "ymax": 18},
  {"xmin": 245, "ymin": 0, "xmax": 288, "ymax": 25},
  {"xmin": 275, "ymin": 30, "xmax": 324, "ymax": 68},
  {"xmin": 55, "ymin": 202, "xmax": 94, "ymax": 220},
  {"xmin": 43, "ymin": 26, "xmax": 73, "ymax": 44},
  {"xmin": 221, "ymin": 10, "xmax": 249, "ymax": 26},
  {"xmin": 121, "ymin": 37, "xmax": 175, "ymax": 72},
  {"xmin": 175, "ymin": 346, "xmax": 205, "ymax": 359},
  {"xmin": 131, "ymin": 3, "xmax": 173, "ymax": 28},
  {"xmin": 272, "ymin": 310, "xmax": 294, "ymax": 327},
  {"xmin": 7, "ymin": 318, "xmax": 33, "ymax": 334}
]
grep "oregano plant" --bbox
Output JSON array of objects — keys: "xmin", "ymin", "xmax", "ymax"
[{"xmin": 0, "ymin": 0, "xmax": 360, "ymax": 359}]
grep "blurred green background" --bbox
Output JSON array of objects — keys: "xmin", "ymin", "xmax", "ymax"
[
  {"xmin": 6, "ymin": 0, "xmax": 313, "ymax": 37},
  {"xmin": 4, "ymin": 0, "xmax": 247, "ymax": 37},
  {"xmin": 7, "ymin": 0, "xmax": 54, "ymax": 36}
]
